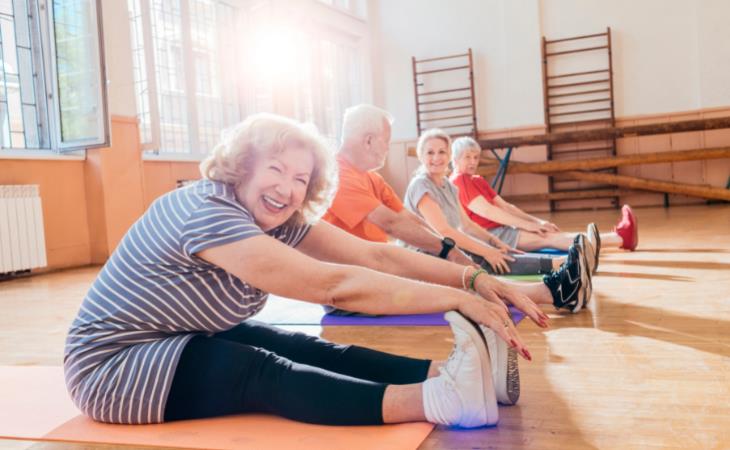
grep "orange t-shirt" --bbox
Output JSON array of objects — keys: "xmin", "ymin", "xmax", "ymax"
[{"xmin": 323, "ymin": 156, "xmax": 404, "ymax": 242}]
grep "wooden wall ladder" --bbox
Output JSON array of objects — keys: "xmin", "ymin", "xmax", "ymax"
[
  {"xmin": 412, "ymin": 48, "xmax": 478, "ymax": 138},
  {"xmin": 541, "ymin": 27, "xmax": 618, "ymax": 211}
]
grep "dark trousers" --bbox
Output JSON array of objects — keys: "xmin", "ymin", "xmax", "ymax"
[
  {"xmin": 466, "ymin": 250, "xmax": 555, "ymax": 275},
  {"xmin": 164, "ymin": 320, "xmax": 431, "ymax": 425}
]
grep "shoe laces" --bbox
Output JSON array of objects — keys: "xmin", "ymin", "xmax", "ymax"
[
  {"xmin": 438, "ymin": 364, "xmax": 458, "ymax": 390},
  {"xmin": 442, "ymin": 338, "xmax": 468, "ymax": 382},
  {"xmin": 545, "ymin": 260, "xmax": 568, "ymax": 285}
]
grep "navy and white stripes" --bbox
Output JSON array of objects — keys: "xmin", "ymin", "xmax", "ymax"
[{"xmin": 64, "ymin": 179, "xmax": 310, "ymax": 424}]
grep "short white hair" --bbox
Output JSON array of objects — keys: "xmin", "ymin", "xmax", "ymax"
[
  {"xmin": 451, "ymin": 136, "xmax": 481, "ymax": 163},
  {"xmin": 341, "ymin": 104, "xmax": 394, "ymax": 146}
]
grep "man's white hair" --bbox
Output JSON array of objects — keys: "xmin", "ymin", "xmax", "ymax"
[{"xmin": 341, "ymin": 104, "xmax": 394, "ymax": 146}]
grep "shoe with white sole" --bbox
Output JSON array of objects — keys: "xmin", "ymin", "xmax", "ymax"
[
  {"xmin": 422, "ymin": 311, "xmax": 499, "ymax": 428},
  {"xmin": 543, "ymin": 245, "xmax": 590, "ymax": 313},
  {"xmin": 574, "ymin": 234, "xmax": 593, "ymax": 308},
  {"xmin": 476, "ymin": 323, "xmax": 520, "ymax": 405},
  {"xmin": 578, "ymin": 232, "xmax": 597, "ymax": 277}
]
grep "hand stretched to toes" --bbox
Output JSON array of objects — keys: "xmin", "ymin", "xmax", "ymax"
[
  {"xmin": 457, "ymin": 297, "xmax": 532, "ymax": 361},
  {"xmin": 474, "ymin": 275, "xmax": 550, "ymax": 329}
]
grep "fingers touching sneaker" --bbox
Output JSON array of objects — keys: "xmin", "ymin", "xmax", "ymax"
[
  {"xmin": 493, "ymin": 283, "xmax": 550, "ymax": 328},
  {"xmin": 458, "ymin": 298, "xmax": 532, "ymax": 362}
]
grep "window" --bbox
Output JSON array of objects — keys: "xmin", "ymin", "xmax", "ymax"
[
  {"xmin": 242, "ymin": 1, "xmax": 367, "ymax": 148},
  {"xmin": 317, "ymin": 0, "xmax": 367, "ymax": 19},
  {"xmin": 295, "ymin": 35, "xmax": 363, "ymax": 146},
  {"xmin": 128, "ymin": 0, "xmax": 239, "ymax": 158},
  {"xmin": 0, "ymin": 0, "xmax": 107, "ymax": 153}
]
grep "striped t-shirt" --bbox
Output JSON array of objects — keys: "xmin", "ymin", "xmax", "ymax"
[{"xmin": 63, "ymin": 179, "xmax": 310, "ymax": 424}]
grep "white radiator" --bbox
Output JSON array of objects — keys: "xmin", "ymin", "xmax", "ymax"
[{"xmin": 0, "ymin": 185, "xmax": 47, "ymax": 274}]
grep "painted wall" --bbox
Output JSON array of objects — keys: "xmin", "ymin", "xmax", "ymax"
[
  {"xmin": 373, "ymin": 0, "xmax": 730, "ymax": 139},
  {"xmin": 539, "ymin": 0, "xmax": 730, "ymax": 116},
  {"xmin": 0, "ymin": 117, "xmax": 201, "ymax": 271},
  {"xmin": 0, "ymin": 159, "xmax": 90, "ymax": 269},
  {"xmin": 373, "ymin": 0, "xmax": 730, "ymax": 211},
  {"xmin": 372, "ymin": 0, "xmax": 544, "ymax": 140}
]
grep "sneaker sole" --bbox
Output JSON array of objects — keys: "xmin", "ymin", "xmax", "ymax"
[
  {"xmin": 445, "ymin": 311, "xmax": 499, "ymax": 425},
  {"xmin": 582, "ymin": 233, "xmax": 597, "ymax": 277},
  {"xmin": 479, "ymin": 324, "xmax": 520, "ymax": 405},
  {"xmin": 587, "ymin": 223, "xmax": 600, "ymax": 272},
  {"xmin": 573, "ymin": 238, "xmax": 592, "ymax": 313}
]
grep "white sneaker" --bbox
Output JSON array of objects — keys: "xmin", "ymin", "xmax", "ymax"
[
  {"xmin": 423, "ymin": 311, "xmax": 498, "ymax": 428},
  {"xmin": 477, "ymin": 324, "xmax": 520, "ymax": 405}
]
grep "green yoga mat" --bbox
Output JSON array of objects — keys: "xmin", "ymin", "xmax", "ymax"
[{"xmin": 499, "ymin": 274, "xmax": 543, "ymax": 282}]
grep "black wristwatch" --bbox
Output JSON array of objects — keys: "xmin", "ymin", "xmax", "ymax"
[{"xmin": 438, "ymin": 237, "xmax": 456, "ymax": 259}]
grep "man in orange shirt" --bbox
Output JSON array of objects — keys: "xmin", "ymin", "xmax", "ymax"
[{"xmin": 323, "ymin": 104, "xmax": 475, "ymax": 265}]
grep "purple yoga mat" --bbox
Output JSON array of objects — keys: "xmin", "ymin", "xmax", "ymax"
[{"xmin": 320, "ymin": 306, "xmax": 525, "ymax": 326}]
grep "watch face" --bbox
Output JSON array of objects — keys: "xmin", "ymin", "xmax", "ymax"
[{"xmin": 444, "ymin": 237, "xmax": 455, "ymax": 248}]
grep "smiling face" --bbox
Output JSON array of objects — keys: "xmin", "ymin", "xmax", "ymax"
[
  {"xmin": 420, "ymin": 137, "xmax": 451, "ymax": 179},
  {"xmin": 235, "ymin": 145, "xmax": 315, "ymax": 231},
  {"xmin": 454, "ymin": 146, "xmax": 481, "ymax": 175}
]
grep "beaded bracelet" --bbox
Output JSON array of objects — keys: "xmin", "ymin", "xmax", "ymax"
[{"xmin": 468, "ymin": 268, "xmax": 488, "ymax": 291}]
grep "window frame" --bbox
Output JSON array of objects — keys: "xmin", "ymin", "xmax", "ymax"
[
  {"xmin": 0, "ymin": 0, "xmax": 110, "ymax": 158},
  {"xmin": 42, "ymin": 0, "xmax": 110, "ymax": 153},
  {"xmin": 132, "ymin": 0, "xmax": 242, "ymax": 161}
]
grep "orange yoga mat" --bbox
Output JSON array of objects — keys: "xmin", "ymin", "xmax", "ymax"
[{"xmin": 0, "ymin": 366, "xmax": 434, "ymax": 450}]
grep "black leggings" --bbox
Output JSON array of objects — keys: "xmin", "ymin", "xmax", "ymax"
[{"xmin": 164, "ymin": 320, "xmax": 431, "ymax": 425}]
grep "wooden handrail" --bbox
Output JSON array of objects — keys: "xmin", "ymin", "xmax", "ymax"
[
  {"xmin": 477, "ymin": 147, "xmax": 730, "ymax": 176},
  {"xmin": 476, "ymin": 117, "xmax": 730, "ymax": 149}
]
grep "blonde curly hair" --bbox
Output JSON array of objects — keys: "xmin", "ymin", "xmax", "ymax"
[{"xmin": 200, "ymin": 113, "xmax": 338, "ymax": 225}]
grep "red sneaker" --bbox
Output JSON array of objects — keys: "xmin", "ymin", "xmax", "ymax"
[{"xmin": 614, "ymin": 205, "xmax": 638, "ymax": 251}]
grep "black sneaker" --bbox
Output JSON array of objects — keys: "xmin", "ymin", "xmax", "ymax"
[{"xmin": 543, "ymin": 245, "xmax": 589, "ymax": 313}]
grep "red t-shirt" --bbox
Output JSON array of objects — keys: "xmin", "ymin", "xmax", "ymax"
[
  {"xmin": 323, "ymin": 156, "xmax": 404, "ymax": 242},
  {"xmin": 450, "ymin": 172, "xmax": 502, "ymax": 229}
]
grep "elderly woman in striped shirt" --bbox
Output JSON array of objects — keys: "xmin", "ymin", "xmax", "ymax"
[{"xmin": 65, "ymin": 114, "xmax": 554, "ymax": 430}]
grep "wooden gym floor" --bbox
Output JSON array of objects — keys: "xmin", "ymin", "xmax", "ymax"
[{"xmin": 1, "ymin": 204, "xmax": 729, "ymax": 449}]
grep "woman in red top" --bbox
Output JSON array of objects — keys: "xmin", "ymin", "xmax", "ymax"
[{"xmin": 450, "ymin": 137, "xmax": 638, "ymax": 274}]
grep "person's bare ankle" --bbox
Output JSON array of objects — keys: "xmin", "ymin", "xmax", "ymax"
[{"xmin": 427, "ymin": 361, "xmax": 444, "ymax": 378}]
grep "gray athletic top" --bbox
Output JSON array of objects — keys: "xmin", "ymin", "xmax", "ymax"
[
  {"xmin": 404, "ymin": 171, "xmax": 463, "ymax": 229},
  {"xmin": 63, "ymin": 179, "xmax": 310, "ymax": 424}
]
